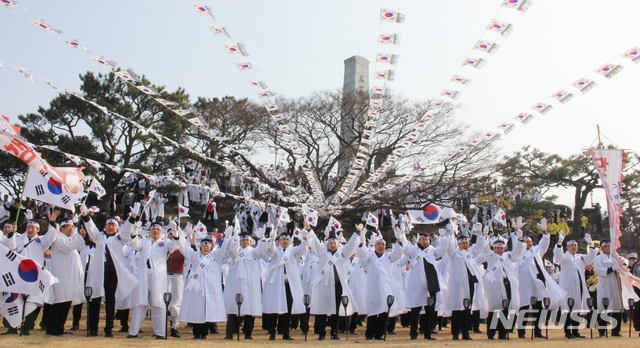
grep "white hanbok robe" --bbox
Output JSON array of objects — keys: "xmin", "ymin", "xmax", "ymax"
[
  {"xmin": 178, "ymin": 239, "xmax": 228, "ymax": 323},
  {"xmin": 594, "ymin": 252, "xmax": 640, "ymax": 311},
  {"xmin": 443, "ymin": 234, "xmax": 486, "ymax": 314},
  {"xmin": 518, "ymin": 234, "xmax": 566, "ymax": 307},
  {"xmin": 307, "ymin": 231, "xmax": 360, "ymax": 316},
  {"xmin": 403, "ymin": 236, "xmax": 449, "ymax": 309},
  {"xmin": 128, "ymin": 235, "xmax": 179, "ymax": 308},
  {"xmin": 261, "ymin": 238, "xmax": 309, "ymax": 314},
  {"xmin": 224, "ymin": 238, "xmax": 269, "ymax": 316},
  {"xmin": 83, "ymin": 218, "xmax": 139, "ymax": 302},
  {"xmin": 356, "ymin": 242, "xmax": 405, "ymax": 316},
  {"xmin": 17, "ymin": 225, "xmax": 57, "ymax": 305},
  {"xmin": 49, "ymin": 232, "xmax": 85, "ymax": 304},
  {"xmin": 553, "ymin": 245, "xmax": 597, "ymax": 312},
  {"xmin": 347, "ymin": 257, "xmax": 367, "ymax": 314},
  {"xmin": 479, "ymin": 236, "xmax": 524, "ymax": 312}
]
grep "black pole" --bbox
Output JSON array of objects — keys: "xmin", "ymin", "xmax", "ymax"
[
  {"xmin": 84, "ymin": 287, "xmax": 93, "ymax": 337},
  {"xmin": 19, "ymin": 294, "xmax": 27, "ymax": 337},
  {"xmin": 303, "ymin": 295, "xmax": 310, "ymax": 342},
  {"xmin": 384, "ymin": 295, "xmax": 394, "ymax": 341},
  {"xmin": 629, "ymin": 298, "xmax": 635, "ymax": 338},
  {"xmin": 236, "ymin": 293, "xmax": 243, "ymax": 342},
  {"xmin": 163, "ymin": 292, "xmax": 172, "ymax": 340}
]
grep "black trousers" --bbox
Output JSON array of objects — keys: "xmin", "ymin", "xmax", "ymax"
[
  {"xmin": 264, "ymin": 282, "xmax": 293, "ymax": 338},
  {"xmin": 452, "ymin": 281, "xmax": 475, "ymax": 338},
  {"xmin": 598, "ymin": 310, "xmax": 623, "ymax": 335},
  {"xmin": 88, "ymin": 271, "xmax": 118, "ymax": 332},
  {"xmin": 116, "ymin": 309, "xmax": 129, "ymax": 329},
  {"xmin": 517, "ymin": 301, "xmax": 543, "ymax": 336},
  {"xmin": 72, "ymin": 303, "xmax": 82, "ymax": 326},
  {"xmin": 314, "ymin": 281, "xmax": 342, "ymax": 336},
  {"xmin": 192, "ymin": 323, "xmax": 209, "ymax": 338},
  {"xmin": 409, "ymin": 292, "xmax": 437, "ymax": 338},
  {"xmin": 226, "ymin": 314, "xmax": 255, "ymax": 338},
  {"xmin": 487, "ymin": 310, "xmax": 509, "ymax": 338},
  {"xmin": 24, "ymin": 306, "xmax": 41, "ymax": 330},
  {"xmin": 46, "ymin": 301, "xmax": 71, "ymax": 335},
  {"xmin": 365, "ymin": 312, "xmax": 388, "ymax": 339}
]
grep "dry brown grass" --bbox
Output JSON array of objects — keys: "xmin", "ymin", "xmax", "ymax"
[{"xmin": 2, "ymin": 313, "xmax": 639, "ymax": 348}]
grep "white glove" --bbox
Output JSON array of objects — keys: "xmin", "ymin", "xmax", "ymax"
[
  {"xmin": 24, "ymin": 209, "xmax": 33, "ymax": 220},
  {"xmin": 255, "ymin": 227, "xmax": 265, "ymax": 239},
  {"xmin": 584, "ymin": 233, "xmax": 593, "ymax": 245},
  {"xmin": 130, "ymin": 202, "xmax": 141, "ymax": 217},
  {"xmin": 183, "ymin": 222, "xmax": 193, "ymax": 235},
  {"xmin": 557, "ymin": 231, "xmax": 565, "ymax": 244},
  {"xmin": 516, "ymin": 229, "xmax": 523, "ymax": 239},
  {"xmin": 168, "ymin": 219, "xmax": 177, "ymax": 233},
  {"xmin": 473, "ymin": 222, "xmax": 482, "ymax": 233},
  {"xmin": 483, "ymin": 225, "xmax": 490, "ymax": 236},
  {"xmin": 224, "ymin": 226, "xmax": 233, "ymax": 239},
  {"xmin": 393, "ymin": 227, "xmax": 402, "ymax": 240},
  {"xmin": 269, "ymin": 227, "xmax": 277, "ymax": 240},
  {"xmin": 79, "ymin": 204, "xmax": 87, "ymax": 216},
  {"xmin": 438, "ymin": 228, "xmax": 446, "ymax": 236},
  {"xmin": 72, "ymin": 214, "xmax": 79, "ymax": 224}
]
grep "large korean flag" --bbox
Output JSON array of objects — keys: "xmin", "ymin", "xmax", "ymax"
[
  {"xmin": 0, "ymin": 244, "xmax": 58, "ymax": 298},
  {"xmin": 24, "ymin": 167, "xmax": 81, "ymax": 210}
]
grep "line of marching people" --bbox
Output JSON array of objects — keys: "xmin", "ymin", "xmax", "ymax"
[{"xmin": 2, "ymin": 206, "xmax": 640, "ymax": 341}]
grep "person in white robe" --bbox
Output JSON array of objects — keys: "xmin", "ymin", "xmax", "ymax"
[
  {"xmin": 517, "ymin": 232, "xmax": 566, "ymax": 339},
  {"xmin": 403, "ymin": 228, "xmax": 450, "ymax": 340},
  {"xmin": 443, "ymin": 227, "xmax": 485, "ymax": 341},
  {"xmin": 594, "ymin": 239, "xmax": 640, "ymax": 337},
  {"xmin": 152, "ymin": 193, "xmax": 167, "ymax": 221},
  {"xmin": 80, "ymin": 203, "xmax": 140, "ymax": 337},
  {"xmin": 356, "ymin": 229, "xmax": 405, "ymax": 340},
  {"xmin": 1, "ymin": 219, "xmax": 17, "ymax": 251},
  {"xmin": 261, "ymin": 229, "xmax": 309, "ymax": 340},
  {"xmin": 553, "ymin": 232, "xmax": 597, "ymax": 338},
  {"xmin": 178, "ymin": 229, "xmax": 230, "ymax": 339},
  {"xmin": 47, "ymin": 217, "xmax": 87, "ymax": 336},
  {"xmin": 479, "ymin": 232, "xmax": 525, "ymax": 340},
  {"xmin": 307, "ymin": 223, "xmax": 363, "ymax": 340},
  {"xmin": 223, "ymin": 227, "xmax": 270, "ymax": 340},
  {"xmin": 127, "ymin": 218, "xmax": 182, "ymax": 339}
]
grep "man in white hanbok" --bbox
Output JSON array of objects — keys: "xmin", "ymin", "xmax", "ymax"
[
  {"xmin": 594, "ymin": 239, "xmax": 639, "ymax": 337},
  {"xmin": 178, "ymin": 231, "xmax": 229, "ymax": 339},
  {"xmin": 356, "ymin": 229, "xmax": 405, "ymax": 340},
  {"xmin": 81, "ymin": 203, "xmax": 140, "ymax": 338},
  {"xmin": 553, "ymin": 232, "xmax": 597, "ymax": 338},
  {"xmin": 307, "ymin": 223, "xmax": 363, "ymax": 340},
  {"xmin": 223, "ymin": 229, "xmax": 270, "ymax": 340},
  {"xmin": 47, "ymin": 218, "xmax": 87, "ymax": 336},
  {"xmin": 403, "ymin": 229, "xmax": 450, "ymax": 340},
  {"xmin": 262, "ymin": 229, "xmax": 309, "ymax": 340},
  {"xmin": 127, "ymin": 218, "xmax": 182, "ymax": 339}
]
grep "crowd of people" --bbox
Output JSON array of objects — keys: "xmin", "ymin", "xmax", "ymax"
[{"xmin": 1, "ymin": 193, "xmax": 640, "ymax": 341}]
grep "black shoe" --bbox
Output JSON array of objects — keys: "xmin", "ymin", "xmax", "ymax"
[
  {"xmin": 574, "ymin": 334, "xmax": 586, "ymax": 338},
  {"xmin": 21, "ymin": 329, "xmax": 30, "ymax": 336},
  {"xmin": 473, "ymin": 329, "xmax": 483, "ymax": 334},
  {"xmin": 46, "ymin": 330, "xmax": 63, "ymax": 336},
  {"xmin": 410, "ymin": 334, "xmax": 417, "ymax": 340},
  {"xmin": 70, "ymin": 325, "xmax": 79, "ymax": 331},
  {"xmin": 566, "ymin": 333, "xmax": 574, "ymax": 339},
  {"xmin": 366, "ymin": 337, "xmax": 373, "ymax": 340},
  {"xmin": 1, "ymin": 328, "xmax": 17, "ymax": 335},
  {"xmin": 118, "ymin": 327, "xmax": 128, "ymax": 332},
  {"xmin": 155, "ymin": 335, "xmax": 165, "ymax": 339},
  {"xmin": 318, "ymin": 334, "xmax": 326, "ymax": 340},
  {"xmin": 89, "ymin": 330, "xmax": 98, "ymax": 337},
  {"xmin": 426, "ymin": 336, "xmax": 436, "ymax": 340},
  {"xmin": 127, "ymin": 334, "xmax": 138, "ymax": 338},
  {"xmin": 488, "ymin": 336, "xmax": 495, "ymax": 340},
  {"xmin": 171, "ymin": 328, "xmax": 180, "ymax": 338},
  {"xmin": 463, "ymin": 335, "xmax": 473, "ymax": 340},
  {"xmin": 331, "ymin": 333, "xmax": 340, "ymax": 340},
  {"xmin": 104, "ymin": 330, "xmax": 113, "ymax": 338},
  {"xmin": 269, "ymin": 333, "xmax": 276, "ymax": 340},
  {"xmin": 349, "ymin": 330, "xmax": 357, "ymax": 335},
  {"xmin": 387, "ymin": 330, "xmax": 396, "ymax": 335},
  {"xmin": 62, "ymin": 330, "xmax": 73, "ymax": 335},
  {"xmin": 283, "ymin": 335, "xmax": 294, "ymax": 340},
  {"xmin": 452, "ymin": 335, "xmax": 459, "ymax": 340},
  {"xmin": 200, "ymin": 335, "xmax": 207, "ymax": 339},
  {"xmin": 244, "ymin": 335, "xmax": 253, "ymax": 340},
  {"xmin": 611, "ymin": 332, "xmax": 623, "ymax": 337},
  {"xmin": 535, "ymin": 333, "xmax": 547, "ymax": 339},
  {"xmin": 518, "ymin": 333, "xmax": 526, "ymax": 339}
]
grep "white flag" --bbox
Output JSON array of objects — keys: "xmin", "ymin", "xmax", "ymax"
[
  {"xmin": 493, "ymin": 208, "xmax": 507, "ymax": 226},
  {"xmin": 23, "ymin": 167, "xmax": 81, "ymax": 210},
  {"xmin": 178, "ymin": 203, "xmax": 190, "ymax": 218},
  {"xmin": 589, "ymin": 149, "xmax": 625, "ymax": 250},
  {"xmin": 88, "ymin": 178, "xmax": 106, "ymax": 199},
  {"xmin": 0, "ymin": 244, "xmax": 58, "ymax": 298},
  {"xmin": 366, "ymin": 212, "xmax": 379, "ymax": 229}
]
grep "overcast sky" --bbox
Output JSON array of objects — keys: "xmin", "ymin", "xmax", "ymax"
[{"xmin": 2, "ymin": 0, "xmax": 639, "ymax": 209}]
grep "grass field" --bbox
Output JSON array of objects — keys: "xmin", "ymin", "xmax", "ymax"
[{"xmin": 2, "ymin": 311, "xmax": 639, "ymax": 348}]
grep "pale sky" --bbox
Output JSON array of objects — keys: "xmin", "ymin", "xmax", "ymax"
[{"xmin": 2, "ymin": 0, "xmax": 639, "ymax": 209}]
